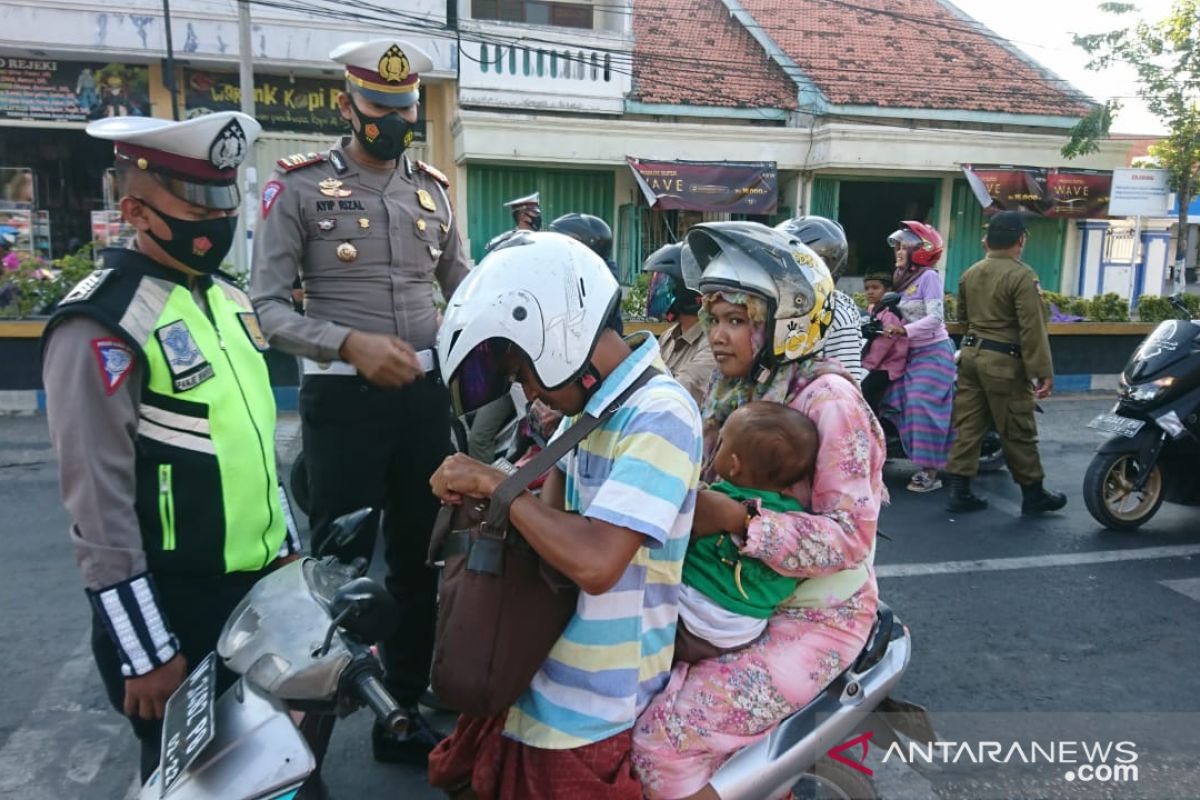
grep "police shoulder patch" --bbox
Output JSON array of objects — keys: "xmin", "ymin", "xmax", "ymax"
[
  {"xmin": 59, "ymin": 269, "xmax": 114, "ymax": 305},
  {"xmin": 276, "ymin": 152, "xmax": 326, "ymax": 172},
  {"xmin": 90, "ymin": 338, "xmax": 136, "ymax": 395},
  {"xmin": 415, "ymin": 160, "xmax": 450, "ymax": 188}
]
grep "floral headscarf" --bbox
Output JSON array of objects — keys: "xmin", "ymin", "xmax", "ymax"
[{"xmin": 698, "ymin": 290, "xmax": 852, "ymax": 481}]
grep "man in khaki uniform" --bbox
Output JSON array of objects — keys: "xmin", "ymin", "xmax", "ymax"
[
  {"xmin": 643, "ymin": 241, "xmax": 715, "ymax": 406},
  {"xmin": 250, "ymin": 39, "xmax": 469, "ymax": 763},
  {"xmin": 945, "ymin": 211, "xmax": 1067, "ymax": 514}
]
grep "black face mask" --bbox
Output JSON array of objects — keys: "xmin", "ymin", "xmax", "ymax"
[
  {"xmin": 138, "ymin": 199, "xmax": 236, "ymax": 274},
  {"xmin": 527, "ymin": 211, "xmax": 542, "ymax": 231},
  {"xmin": 349, "ymin": 97, "xmax": 416, "ymax": 161}
]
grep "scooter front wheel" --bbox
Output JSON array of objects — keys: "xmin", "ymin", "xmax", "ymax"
[
  {"xmin": 792, "ymin": 756, "xmax": 878, "ymax": 800},
  {"xmin": 1083, "ymin": 451, "xmax": 1164, "ymax": 530}
]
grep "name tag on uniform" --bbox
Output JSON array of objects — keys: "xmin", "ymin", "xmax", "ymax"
[{"xmin": 155, "ymin": 320, "xmax": 214, "ymax": 392}]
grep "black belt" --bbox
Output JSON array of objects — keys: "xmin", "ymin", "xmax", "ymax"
[{"xmin": 962, "ymin": 334, "xmax": 1022, "ymax": 358}]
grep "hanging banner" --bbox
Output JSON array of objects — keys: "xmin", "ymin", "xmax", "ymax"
[
  {"xmin": 183, "ymin": 69, "xmax": 426, "ymax": 140},
  {"xmin": 963, "ymin": 165, "xmax": 1113, "ymax": 218},
  {"xmin": 0, "ymin": 59, "xmax": 149, "ymax": 122},
  {"xmin": 627, "ymin": 158, "xmax": 778, "ymax": 214}
]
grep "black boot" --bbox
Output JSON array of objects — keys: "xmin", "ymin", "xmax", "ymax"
[
  {"xmin": 946, "ymin": 475, "xmax": 988, "ymax": 513},
  {"xmin": 1021, "ymin": 481, "xmax": 1067, "ymax": 515}
]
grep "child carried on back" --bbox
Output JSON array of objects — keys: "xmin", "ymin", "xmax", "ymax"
[{"xmin": 674, "ymin": 401, "xmax": 819, "ymax": 663}]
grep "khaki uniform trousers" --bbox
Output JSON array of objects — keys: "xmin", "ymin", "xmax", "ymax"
[{"xmin": 946, "ymin": 347, "xmax": 1044, "ymax": 484}]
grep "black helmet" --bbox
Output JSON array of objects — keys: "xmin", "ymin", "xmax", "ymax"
[
  {"xmin": 774, "ymin": 216, "xmax": 848, "ymax": 278},
  {"xmin": 642, "ymin": 242, "xmax": 700, "ymax": 320},
  {"xmin": 549, "ymin": 213, "xmax": 613, "ymax": 261}
]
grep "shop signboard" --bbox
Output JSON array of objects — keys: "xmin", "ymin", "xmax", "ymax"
[
  {"xmin": 962, "ymin": 164, "xmax": 1112, "ymax": 218},
  {"xmin": 1108, "ymin": 168, "xmax": 1170, "ymax": 218},
  {"xmin": 0, "ymin": 58, "xmax": 149, "ymax": 121},
  {"xmin": 183, "ymin": 69, "xmax": 426, "ymax": 140},
  {"xmin": 627, "ymin": 158, "xmax": 778, "ymax": 214}
]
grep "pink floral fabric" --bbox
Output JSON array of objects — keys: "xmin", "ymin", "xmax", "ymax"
[{"xmin": 632, "ymin": 373, "xmax": 884, "ymax": 799}]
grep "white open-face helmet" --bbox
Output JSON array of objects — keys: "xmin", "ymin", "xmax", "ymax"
[{"xmin": 437, "ymin": 231, "xmax": 620, "ymax": 415}]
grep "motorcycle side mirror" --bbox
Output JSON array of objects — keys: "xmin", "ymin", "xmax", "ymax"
[
  {"xmin": 328, "ymin": 577, "xmax": 399, "ymax": 644},
  {"xmin": 315, "ymin": 507, "xmax": 380, "ymax": 559},
  {"xmin": 878, "ymin": 291, "xmax": 902, "ymax": 309}
]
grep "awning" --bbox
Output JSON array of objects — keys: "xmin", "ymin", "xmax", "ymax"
[
  {"xmin": 627, "ymin": 157, "xmax": 778, "ymax": 214},
  {"xmin": 962, "ymin": 164, "xmax": 1112, "ymax": 218}
]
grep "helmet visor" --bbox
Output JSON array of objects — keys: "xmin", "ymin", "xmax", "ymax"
[
  {"xmin": 645, "ymin": 270, "xmax": 677, "ymax": 319},
  {"xmin": 887, "ymin": 229, "xmax": 921, "ymax": 250},
  {"xmin": 448, "ymin": 339, "xmax": 516, "ymax": 416}
]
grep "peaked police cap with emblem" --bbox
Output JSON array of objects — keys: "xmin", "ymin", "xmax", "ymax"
[
  {"xmin": 503, "ymin": 191, "xmax": 540, "ymax": 212},
  {"xmin": 330, "ymin": 39, "xmax": 434, "ymax": 109},
  {"xmin": 86, "ymin": 111, "xmax": 262, "ymax": 211}
]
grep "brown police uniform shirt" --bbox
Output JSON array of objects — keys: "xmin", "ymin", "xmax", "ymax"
[
  {"xmin": 957, "ymin": 253, "xmax": 1053, "ymax": 381},
  {"xmin": 250, "ymin": 139, "xmax": 470, "ymax": 360},
  {"xmin": 657, "ymin": 320, "xmax": 715, "ymax": 408}
]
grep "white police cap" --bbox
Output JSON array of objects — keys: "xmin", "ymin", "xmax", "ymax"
[
  {"xmin": 86, "ymin": 111, "xmax": 261, "ymax": 210},
  {"xmin": 330, "ymin": 39, "xmax": 433, "ymax": 108}
]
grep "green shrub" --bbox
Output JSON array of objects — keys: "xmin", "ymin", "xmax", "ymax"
[
  {"xmin": 0, "ymin": 244, "xmax": 97, "ymax": 319},
  {"xmin": 942, "ymin": 292, "xmax": 957, "ymax": 322},
  {"xmin": 851, "ymin": 291, "xmax": 867, "ymax": 312},
  {"xmin": 621, "ymin": 271, "xmax": 651, "ymax": 320},
  {"xmin": 1136, "ymin": 295, "xmax": 1174, "ymax": 323},
  {"xmin": 1088, "ymin": 292, "xmax": 1129, "ymax": 322}
]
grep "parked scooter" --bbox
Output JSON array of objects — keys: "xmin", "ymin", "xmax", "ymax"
[
  {"xmin": 1084, "ymin": 294, "xmax": 1200, "ymax": 530},
  {"xmin": 136, "ymin": 509, "xmax": 404, "ymax": 800},
  {"xmin": 862, "ymin": 292, "xmax": 1005, "ymax": 471}
]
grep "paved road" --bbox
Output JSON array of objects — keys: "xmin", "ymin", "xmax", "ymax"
[{"xmin": 1, "ymin": 395, "xmax": 1198, "ymax": 798}]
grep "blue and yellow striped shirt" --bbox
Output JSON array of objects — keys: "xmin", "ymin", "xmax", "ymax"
[{"xmin": 503, "ymin": 334, "xmax": 703, "ymax": 749}]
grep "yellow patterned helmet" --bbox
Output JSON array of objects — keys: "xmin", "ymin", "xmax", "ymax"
[{"xmin": 689, "ymin": 221, "xmax": 835, "ymax": 368}]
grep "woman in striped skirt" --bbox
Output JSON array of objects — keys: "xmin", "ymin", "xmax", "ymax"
[{"xmin": 880, "ymin": 221, "xmax": 956, "ymax": 492}]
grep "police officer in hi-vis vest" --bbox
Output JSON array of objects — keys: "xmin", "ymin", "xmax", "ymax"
[
  {"xmin": 250, "ymin": 39, "xmax": 469, "ymax": 762},
  {"xmin": 42, "ymin": 111, "xmax": 301, "ymax": 780}
]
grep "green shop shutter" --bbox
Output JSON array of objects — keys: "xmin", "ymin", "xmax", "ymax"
[
  {"xmin": 1021, "ymin": 217, "xmax": 1066, "ymax": 293},
  {"xmin": 466, "ymin": 164, "xmax": 615, "ymax": 264},
  {"xmin": 947, "ymin": 180, "xmax": 1066, "ymax": 293},
  {"xmin": 810, "ymin": 177, "xmax": 839, "ymax": 219},
  {"xmin": 946, "ymin": 179, "xmax": 986, "ymax": 292}
]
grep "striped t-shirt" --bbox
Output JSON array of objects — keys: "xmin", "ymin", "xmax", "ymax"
[
  {"xmin": 821, "ymin": 290, "xmax": 866, "ymax": 382},
  {"xmin": 503, "ymin": 333, "xmax": 703, "ymax": 750}
]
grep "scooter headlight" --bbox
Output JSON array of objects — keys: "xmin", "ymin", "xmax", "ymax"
[{"xmin": 1124, "ymin": 376, "xmax": 1174, "ymax": 402}]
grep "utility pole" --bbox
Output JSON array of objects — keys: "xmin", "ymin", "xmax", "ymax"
[
  {"xmin": 238, "ymin": 0, "xmax": 257, "ymax": 270},
  {"xmin": 162, "ymin": 0, "xmax": 179, "ymax": 120}
]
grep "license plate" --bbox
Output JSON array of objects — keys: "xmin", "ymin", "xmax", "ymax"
[
  {"xmin": 160, "ymin": 652, "xmax": 217, "ymax": 796},
  {"xmin": 1088, "ymin": 413, "xmax": 1145, "ymax": 438}
]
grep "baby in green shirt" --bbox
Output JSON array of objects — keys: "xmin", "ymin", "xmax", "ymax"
[{"xmin": 675, "ymin": 401, "xmax": 818, "ymax": 663}]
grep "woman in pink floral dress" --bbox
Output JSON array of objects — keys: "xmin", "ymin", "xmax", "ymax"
[{"xmin": 633, "ymin": 222, "xmax": 885, "ymax": 800}]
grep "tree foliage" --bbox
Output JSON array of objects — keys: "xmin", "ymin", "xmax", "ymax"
[{"xmin": 1062, "ymin": 0, "xmax": 1200, "ymax": 276}]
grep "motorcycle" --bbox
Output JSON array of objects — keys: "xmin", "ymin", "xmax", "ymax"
[
  {"xmin": 1083, "ymin": 294, "xmax": 1200, "ymax": 530},
  {"xmin": 136, "ymin": 509, "xmax": 405, "ymax": 799},
  {"xmin": 710, "ymin": 603, "xmax": 934, "ymax": 800},
  {"xmin": 862, "ymin": 292, "xmax": 1005, "ymax": 471}
]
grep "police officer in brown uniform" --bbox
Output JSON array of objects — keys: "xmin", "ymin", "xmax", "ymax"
[
  {"xmin": 250, "ymin": 39, "xmax": 469, "ymax": 761},
  {"xmin": 945, "ymin": 211, "xmax": 1068, "ymax": 514}
]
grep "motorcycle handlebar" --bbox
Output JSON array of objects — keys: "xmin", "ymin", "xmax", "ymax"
[{"xmin": 353, "ymin": 671, "xmax": 407, "ymax": 733}]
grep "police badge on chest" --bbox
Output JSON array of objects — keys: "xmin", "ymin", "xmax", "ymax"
[{"xmin": 155, "ymin": 320, "xmax": 215, "ymax": 392}]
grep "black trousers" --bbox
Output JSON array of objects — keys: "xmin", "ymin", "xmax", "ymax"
[
  {"xmin": 861, "ymin": 370, "xmax": 893, "ymax": 414},
  {"xmin": 300, "ymin": 373, "xmax": 450, "ymax": 706},
  {"xmin": 91, "ymin": 570, "xmax": 264, "ymax": 782}
]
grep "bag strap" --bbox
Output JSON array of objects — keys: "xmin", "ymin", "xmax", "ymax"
[{"xmin": 482, "ymin": 366, "xmax": 661, "ymax": 531}]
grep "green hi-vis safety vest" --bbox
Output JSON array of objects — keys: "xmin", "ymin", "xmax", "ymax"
[{"xmin": 46, "ymin": 248, "xmax": 286, "ymax": 576}]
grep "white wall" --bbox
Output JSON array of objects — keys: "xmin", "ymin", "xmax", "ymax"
[{"xmin": 0, "ymin": 0, "xmax": 455, "ymax": 73}]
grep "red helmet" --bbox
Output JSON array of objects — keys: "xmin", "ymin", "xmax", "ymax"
[{"xmin": 887, "ymin": 220, "xmax": 944, "ymax": 268}]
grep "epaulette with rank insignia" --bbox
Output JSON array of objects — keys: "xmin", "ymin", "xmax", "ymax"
[
  {"xmin": 416, "ymin": 159, "xmax": 450, "ymax": 188},
  {"xmin": 277, "ymin": 152, "xmax": 326, "ymax": 172}
]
